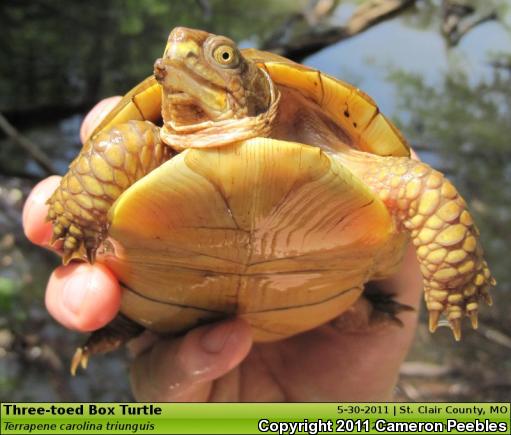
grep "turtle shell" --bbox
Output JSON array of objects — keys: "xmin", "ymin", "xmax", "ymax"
[
  {"xmin": 103, "ymin": 138, "xmax": 402, "ymax": 341},
  {"xmin": 244, "ymin": 49, "xmax": 410, "ymax": 158},
  {"xmin": 90, "ymin": 49, "xmax": 410, "ymax": 158}
]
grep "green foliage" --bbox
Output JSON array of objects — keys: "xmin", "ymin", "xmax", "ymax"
[
  {"xmin": 399, "ymin": 0, "xmax": 511, "ymax": 34},
  {"xmin": 0, "ymin": 277, "xmax": 17, "ymax": 311},
  {"xmin": 0, "ymin": 0, "xmax": 302, "ymax": 112}
]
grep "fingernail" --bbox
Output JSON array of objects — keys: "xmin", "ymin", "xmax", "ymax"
[
  {"xmin": 200, "ymin": 321, "xmax": 235, "ymax": 353},
  {"xmin": 62, "ymin": 267, "xmax": 91, "ymax": 315}
]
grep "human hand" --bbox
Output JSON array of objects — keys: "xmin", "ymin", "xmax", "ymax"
[
  {"xmin": 23, "ymin": 97, "xmax": 123, "ymax": 331},
  {"xmin": 23, "ymin": 98, "xmax": 422, "ymax": 401},
  {"xmin": 128, "ymin": 250, "xmax": 421, "ymax": 401}
]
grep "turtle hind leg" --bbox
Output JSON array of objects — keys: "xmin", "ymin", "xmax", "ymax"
[
  {"xmin": 71, "ymin": 314, "xmax": 145, "ymax": 375},
  {"xmin": 346, "ymin": 153, "xmax": 496, "ymax": 340},
  {"xmin": 332, "ymin": 283, "xmax": 414, "ymax": 333},
  {"xmin": 363, "ymin": 283, "xmax": 415, "ymax": 328}
]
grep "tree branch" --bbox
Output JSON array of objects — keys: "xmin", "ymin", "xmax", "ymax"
[
  {"xmin": 442, "ymin": 0, "xmax": 498, "ymax": 46},
  {"xmin": 0, "ymin": 112, "xmax": 57, "ymax": 175},
  {"xmin": 262, "ymin": 0, "xmax": 417, "ymax": 61}
]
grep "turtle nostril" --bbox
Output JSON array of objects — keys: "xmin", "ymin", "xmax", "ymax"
[{"xmin": 154, "ymin": 58, "xmax": 167, "ymax": 82}]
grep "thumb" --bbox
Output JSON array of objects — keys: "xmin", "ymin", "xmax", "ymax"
[
  {"xmin": 130, "ymin": 318, "xmax": 252, "ymax": 402},
  {"xmin": 80, "ymin": 96, "xmax": 122, "ymax": 143}
]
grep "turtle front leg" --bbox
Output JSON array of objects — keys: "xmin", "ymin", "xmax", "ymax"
[
  {"xmin": 47, "ymin": 121, "xmax": 173, "ymax": 264},
  {"xmin": 344, "ymin": 153, "xmax": 495, "ymax": 340}
]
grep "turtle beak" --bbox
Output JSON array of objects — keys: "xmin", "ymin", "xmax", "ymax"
[
  {"xmin": 164, "ymin": 27, "xmax": 206, "ymax": 60},
  {"xmin": 155, "ymin": 27, "xmax": 204, "ymax": 85}
]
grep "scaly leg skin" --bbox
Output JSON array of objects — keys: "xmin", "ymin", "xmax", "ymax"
[
  {"xmin": 47, "ymin": 120, "xmax": 173, "ymax": 264},
  {"xmin": 342, "ymin": 152, "xmax": 495, "ymax": 340},
  {"xmin": 71, "ymin": 314, "xmax": 144, "ymax": 375}
]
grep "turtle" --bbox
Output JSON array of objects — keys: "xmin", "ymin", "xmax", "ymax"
[{"xmin": 46, "ymin": 27, "xmax": 495, "ymax": 373}]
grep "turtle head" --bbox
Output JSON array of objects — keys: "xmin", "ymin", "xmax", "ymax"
[{"xmin": 154, "ymin": 27, "xmax": 279, "ymax": 149}]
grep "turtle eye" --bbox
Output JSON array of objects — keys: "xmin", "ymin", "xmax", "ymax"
[{"xmin": 213, "ymin": 45, "xmax": 239, "ymax": 68}]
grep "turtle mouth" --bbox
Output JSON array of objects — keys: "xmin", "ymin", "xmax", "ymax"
[
  {"xmin": 166, "ymin": 90, "xmax": 211, "ymax": 128},
  {"xmin": 169, "ymin": 90, "xmax": 195, "ymax": 104},
  {"xmin": 157, "ymin": 59, "xmax": 229, "ymax": 128},
  {"xmin": 166, "ymin": 85, "xmax": 197, "ymax": 104},
  {"xmin": 167, "ymin": 90, "xmax": 196, "ymax": 105}
]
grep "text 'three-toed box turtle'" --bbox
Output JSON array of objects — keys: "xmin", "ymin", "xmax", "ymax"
[{"xmin": 45, "ymin": 27, "xmax": 495, "ymax": 373}]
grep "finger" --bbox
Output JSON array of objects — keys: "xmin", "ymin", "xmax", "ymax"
[
  {"xmin": 23, "ymin": 176, "xmax": 62, "ymax": 248},
  {"xmin": 80, "ymin": 96, "xmax": 122, "ymax": 143},
  {"xmin": 45, "ymin": 262, "xmax": 121, "ymax": 332},
  {"xmin": 130, "ymin": 318, "xmax": 252, "ymax": 402},
  {"xmin": 379, "ymin": 243, "xmax": 423, "ymax": 309},
  {"xmin": 127, "ymin": 331, "xmax": 159, "ymax": 357}
]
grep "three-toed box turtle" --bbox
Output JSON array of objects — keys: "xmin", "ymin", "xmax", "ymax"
[{"xmin": 46, "ymin": 27, "xmax": 495, "ymax": 373}]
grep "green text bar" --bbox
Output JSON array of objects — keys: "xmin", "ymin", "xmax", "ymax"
[{"xmin": 1, "ymin": 402, "xmax": 509, "ymax": 434}]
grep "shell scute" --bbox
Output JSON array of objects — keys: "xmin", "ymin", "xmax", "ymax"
[{"xmin": 244, "ymin": 49, "xmax": 410, "ymax": 158}]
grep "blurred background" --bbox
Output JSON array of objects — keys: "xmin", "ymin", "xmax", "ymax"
[{"xmin": 0, "ymin": 0, "xmax": 510, "ymax": 401}]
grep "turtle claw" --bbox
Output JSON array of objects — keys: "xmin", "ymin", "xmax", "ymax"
[
  {"xmin": 484, "ymin": 293, "xmax": 493, "ymax": 306},
  {"xmin": 62, "ymin": 251, "xmax": 81, "ymax": 265},
  {"xmin": 46, "ymin": 188, "xmax": 104, "ymax": 265},
  {"xmin": 50, "ymin": 228, "xmax": 63, "ymax": 245},
  {"xmin": 87, "ymin": 249, "xmax": 96, "ymax": 264},
  {"xmin": 423, "ymin": 263, "xmax": 495, "ymax": 340},
  {"xmin": 62, "ymin": 241, "xmax": 88, "ymax": 265},
  {"xmin": 50, "ymin": 234, "xmax": 59, "ymax": 245},
  {"xmin": 363, "ymin": 286, "xmax": 415, "ymax": 328},
  {"xmin": 428, "ymin": 310, "xmax": 440, "ymax": 333},
  {"xmin": 69, "ymin": 315, "xmax": 145, "ymax": 373},
  {"xmin": 62, "ymin": 251, "xmax": 72, "ymax": 266},
  {"xmin": 469, "ymin": 311, "xmax": 478, "ymax": 329},
  {"xmin": 86, "ymin": 247, "xmax": 97, "ymax": 264},
  {"xmin": 449, "ymin": 318, "xmax": 462, "ymax": 341},
  {"xmin": 48, "ymin": 214, "xmax": 101, "ymax": 265},
  {"xmin": 70, "ymin": 346, "xmax": 89, "ymax": 376}
]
